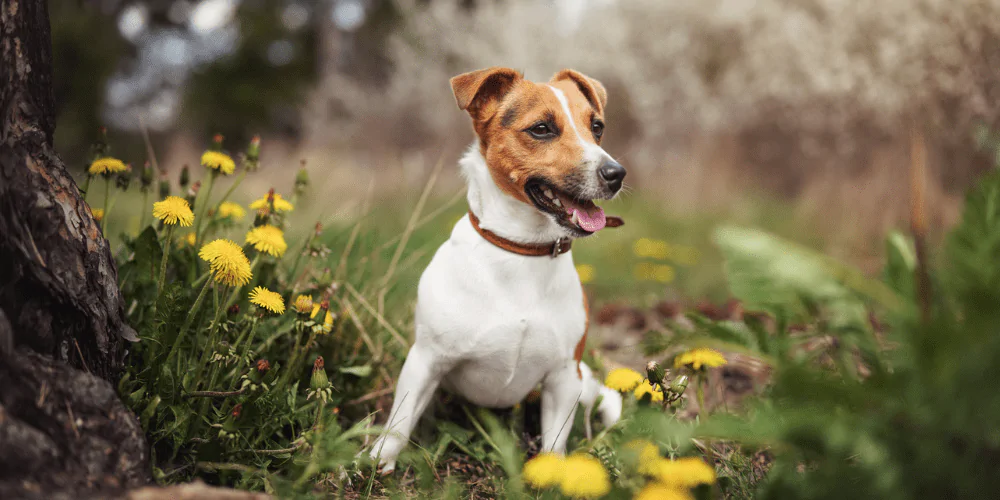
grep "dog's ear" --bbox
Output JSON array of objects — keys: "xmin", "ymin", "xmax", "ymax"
[
  {"xmin": 550, "ymin": 69, "xmax": 607, "ymax": 113},
  {"xmin": 450, "ymin": 67, "xmax": 523, "ymax": 119}
]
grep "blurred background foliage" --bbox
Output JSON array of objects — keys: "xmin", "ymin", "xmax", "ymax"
[{"xmin": 51, "ymin": 0, "xmax": 1000, "ymax": 272}]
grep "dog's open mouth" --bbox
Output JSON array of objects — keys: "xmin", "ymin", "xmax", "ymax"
[{"xmin": 526, "ymin": 180, "xmax": 608, "ymax": 234}]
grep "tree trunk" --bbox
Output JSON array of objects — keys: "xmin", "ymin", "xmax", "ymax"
[{"xmin": 0, "ymin": 1, "xmax": 148, "ymax": 498}]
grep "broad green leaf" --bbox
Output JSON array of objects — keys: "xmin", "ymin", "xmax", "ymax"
[
  {"xmin": 338, "ymin": 365, "xmax": 373, "ymax": 377},
  {"xmin": 713, "ymin": 226, "xmax": 901, "ymax": 330}
]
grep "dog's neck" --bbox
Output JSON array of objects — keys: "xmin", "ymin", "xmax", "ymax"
[{"xmin": 459, "ymin": 143, "xmax": 569, "ymax": 245}]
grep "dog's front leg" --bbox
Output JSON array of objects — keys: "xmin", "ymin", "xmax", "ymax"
[
  {"xmin": 370, "ymin": 344, "xmax": 447, "ymax": 472},
  {"xmin": 540, "ymin": 360, "xmax": 585, "ymax": 455}
]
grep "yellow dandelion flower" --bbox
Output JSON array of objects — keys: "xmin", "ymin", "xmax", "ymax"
[
  {"xmin": 323, "ymin": 310, "xmax": 334, "ymax": 333},
  {"xmin": 559, "ymin": 453, "xmax": 611, "ymax": 499},
  {"xmin": 576, "ymin": 264, "xmax": 596, "ymax": 284},
  {"xmin": 152, "ymin": 196, "xmax": 195, "ymax": 226},
  {"xmin": 294, "ymin": 295, "xmax": 314, "ymax": 314},
  {"xmin": 249, "ymin": 193, "xmax": 294, "ymax": 212},
  {"xmin": 673, "ymin": 348, "xmax": 727, "ymax": 371},
  {"xmin": 201, "ymin": 150, "xmax": 236, "ymax": 175},
  {"xmin": 245, "ymin": 225, "xmax": 288, "ymax": 257},
  {"xmin": 653, "ymin": 457, "xmax": 716, "ymax": 488},
  {"xmin": 310, "ymin": 303, "xmax": 335, "ymax": 333},
  {"xmin": 184, "ymin": 233, "xmax": 196, "ymax": 246},
  {"xmin": 605, "ymin": 368, "xmax": 644, "ymax": 392},
  {"xmin": 88, "ymin": 157, "xmax": 128, "ymax": 175},
  {"xmin": 633, "ymin": 238, "xmax": 671, "ymax": 260},
  {"xmin": 653, "ymin": 264, "xmax": 675, "ymax": 283},
  {"xmin": 198, "ymin": 239, "xmax": 252, "ymax": 287},
  {"xmin": 634, "ymin": 380, "xmax": 665, "ymax": 403},
  {"xmin": 249, "ymin": 286, "xmax": 285, "ymax": 314},
  {"xmin": 522, "ymin": 452, "xmax": 564, "ymax": 489},
  {"xmin": 635, "ymin": 483, "xmax": 694, "ymax": 500},
  {"xmin": 625, "ymin": 439, "xmax": 662, "ymax": 475},
  {"xmin": 217, "ymin": 201, "xmax": 246, "ymax": 221},
  {"xmin": 91, "ymin": 208, "xmax": 105, "ymax": 222}
]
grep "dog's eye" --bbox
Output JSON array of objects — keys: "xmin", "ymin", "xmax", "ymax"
[
  {"xmin": 528, "ymin": 123, "xmax": 555, "ymax": 139},
  {"xmin": 591, "ymin": 120, "xmax": 605, "ymax": 139}
]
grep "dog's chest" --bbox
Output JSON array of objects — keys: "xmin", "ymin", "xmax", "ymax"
[{"xmin": 417, "ymin": 237, "xmax": 586, "ymax": 406}]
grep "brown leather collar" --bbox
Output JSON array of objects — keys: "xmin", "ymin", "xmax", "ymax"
[{"xmin": 467, "ymin": 211, "xmax": 623, "ymax": 258}]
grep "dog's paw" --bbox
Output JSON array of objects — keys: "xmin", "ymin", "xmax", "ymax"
[
  {"xmin": 378, "ymin": 461, "xmax": 396, "ymax": 475},
  {"xmin": 598, "ymin": 386, "xmax": 624, "ymax": 427},
  {"xmin": 369, "ymin": 439, "xmax": 399, "ymax": 475}
]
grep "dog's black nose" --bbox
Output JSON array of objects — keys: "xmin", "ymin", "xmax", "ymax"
[{"xmin": 598, "ymin": 160, "xmax": 626, "ymax": 192}]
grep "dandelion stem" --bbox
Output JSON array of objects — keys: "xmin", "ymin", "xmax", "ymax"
[
  {"xmin": 81, "ymin": 176, "xmax": 92, "ymax": 203},
  {"xmin": 139, "ymin": 189, "xmax": 150, "ymax": 230},
  {"xmin": 186, "ymin": 388, "xmax": 245, "ymax": 398},
  {"xmin": 101, "ymin": 177, "xmax": 111, "ymax": 235},
  {"xmin": 696, "ymin": 373, "xmax": 707, "ymax": 417},
  {"xmin": 277, "ymin": 321, "xmax": 306, "ymax": 391},
  {"xmin": 194, "ymin": 171, "xmax": 217, "ymax": 246},
  {"xmin": 192, "ymin": 269, "xmax": 212, "ymax": 289},
  {"xmin": 233, "ymin": 317, "xmax": 259, "ymax": 363},
  {"xmin": 287, "ymin": 226, "xmax": 317, "ymax": 291},
  {"xmin": 215, "ymin": 169, "xmax": 247, "ymax": 214},
  {"xmin": 169, "ymin": 278, "xmax": 212, "ymax": 363},
  {"xmin": 151, "ymin": 225, "xmax": 176, "ymax": 323},
  {"xmin": 293, "ymin": 399, "xmax": 326, "ymax": 489}
]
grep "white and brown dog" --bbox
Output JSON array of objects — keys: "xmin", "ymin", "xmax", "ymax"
[{"xmin": 370, "ymin": 67, "xmax": 626, "ymax": 472}]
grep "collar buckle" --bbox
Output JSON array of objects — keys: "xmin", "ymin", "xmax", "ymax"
[{"xmin": 551, "ymin": 237, "xmax": 568, "ymax": 258}]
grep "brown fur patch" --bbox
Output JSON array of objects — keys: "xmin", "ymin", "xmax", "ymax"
[{"xmin": 450, "ymin": 67, "xmax": 607, "ymax": 208}]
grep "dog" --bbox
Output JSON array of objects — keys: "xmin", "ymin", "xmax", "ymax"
[{"xmin": 370, "ymin": 67, "xmax": 627, "ymax": 472}]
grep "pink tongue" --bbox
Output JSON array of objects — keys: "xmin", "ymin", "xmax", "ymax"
[{"xmin": 572, "ymin": 207, "xmax": 607, "ymax": 232}]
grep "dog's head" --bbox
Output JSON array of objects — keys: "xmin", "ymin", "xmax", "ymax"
[{"xmin": 451, "ymin": 67, "xmax": 625, "ymax": 237}]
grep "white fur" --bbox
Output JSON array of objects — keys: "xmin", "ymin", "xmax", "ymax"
[{"xmin": 369, "ymin": 145, "xmax": 623, "ymax": 471}]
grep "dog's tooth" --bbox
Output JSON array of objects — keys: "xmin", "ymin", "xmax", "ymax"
[
  {"xmin": 571, "ymin": 211, "xmax": 579, "ymax": 225},
  {"xmin": 553, "ymin": 198, "xmax": 561, "ymax": 207},
  {"xmin": 543, "ymin": 188, "xmax": 554, "ymax": 198}
]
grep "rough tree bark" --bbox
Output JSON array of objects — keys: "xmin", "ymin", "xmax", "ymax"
[{"xmin": 0, "ymin": 1, "xmax": 148, "ymax": 498}]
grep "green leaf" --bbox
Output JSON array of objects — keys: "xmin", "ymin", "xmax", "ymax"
[
  {"xmin": 945, "ymin": 169, "xmax": 1000, "ymax": 318},
  {"xmin": 338, "ymin": 365, "xmax": 372, "ymax": 377},
  {"xmin": 713, "ymin": 226, "xmax": 900, "ymax": 330},
  {"xmin": 132, "ymin": 226, "xmax": 163, "ymax": 281}
]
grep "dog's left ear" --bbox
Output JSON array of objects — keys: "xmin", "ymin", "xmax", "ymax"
[
  {"xmin": 550, "ymin": 69, "xmax": 607, "ymax": 113},
  {"xmin": 450, "ymin": 67, "xmax": 523, "ymax": 120}
]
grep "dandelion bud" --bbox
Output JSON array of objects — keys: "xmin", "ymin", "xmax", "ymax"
[
  {"xmin": 87, "ymin": 126, "xmax": 111, "ymax": 168},
  {"xmin": 241, "ymin": 135, "xmax": 262, "ymax": 172},
  {"xmin": 669, "ymin": 374, "xmax": 690, "ymax": 394},
  {"xmin": 646, "ymin": 360, "xmax": 666, "ymax": 387},
  {"xmin": 247, "ymin": 135, "xmax": 261, "ymax": 160},
  {"xmin": 158, "ymin": 169, "xmax": 171, "ymax": 199},
  {"xmin": 294, "ymin": 295, "xmax": 314, "ymax": 314},
  {"xmin": 179, "ymin": 164, "xmax": 190, "ymax": 189},
  {"xmin": 212, "ymin": 133, "xmax": 225, "ymax": 151},
  {"xmin": 115, "ymin": 164, "xmax": 133, "ymax": 191},
  {"xmin": 310, "ymin": 356, "xmax": 330, "ymax": 390},
  {"xmin": 314, "ymin": 222, "xmax": 323, "ymax": 236},
  {"xmin": 232, "ymin": 403, "xmax": 243, "ymax": 418},
  {"xmin": 294, "ymin": 161, "xmax": 309, "ymax": 195},
  {"xmin": 256, "ymin": 359, "xmax": 271, "ymax": 373},
  {"xmin": 186, "ymin": 181, "xmax": 200, "ymax": 208},
  {"xmin": 141, "ymin": 161, "xmax": 154, "ymax": 190},
  {"xmin": 227, "ymin": 304, "xmax": 240, "ymax": 316}
]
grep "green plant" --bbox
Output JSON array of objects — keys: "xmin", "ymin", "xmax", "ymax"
[{"xmin": 635, "ymin": 167, "xmax": 1000, "ymax": 499}]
